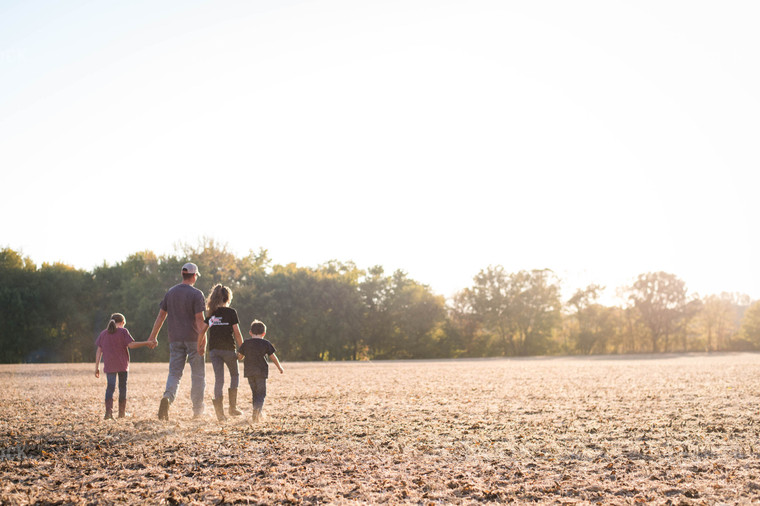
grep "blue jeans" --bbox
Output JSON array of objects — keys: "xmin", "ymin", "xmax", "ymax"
[
  {"xmin": 209, "ymin": 349, "xmax": 239, "ymax": 399},
  {"xmin": 163, "ymin": 341, "xmax": 205, "ymax": 414},
  {"xmin": 247, "ymin": 376, "xmax": 267, "ymax": 411},
  {"xmin": 106, "ymin": 372, "xmax": 128, "ymax": 401}
]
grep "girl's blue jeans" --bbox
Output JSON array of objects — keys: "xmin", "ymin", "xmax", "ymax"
[
  {"xmin": 209, "ymin": 349, "xmax": 240, "ymax": 399},
  {"xmin": 106, "ymin": 371, "xmax": 128, "ymax": 401}
]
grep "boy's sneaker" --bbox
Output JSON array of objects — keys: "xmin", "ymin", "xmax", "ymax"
[{"xmin": 158, "ymin": 397, "xmax": 170, "ymax": 421}]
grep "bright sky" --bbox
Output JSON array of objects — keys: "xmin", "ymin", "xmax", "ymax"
[{"xmin": 2, "ymin": 1, "xmax": 759, "ymax": 304}]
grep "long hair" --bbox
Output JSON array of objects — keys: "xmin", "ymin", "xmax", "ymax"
[
  {"xmin": 206, "ymin": 284, "xmax": 232, "ymax": 316},
  {"xmin": 107, "ymin": 313, "xmax": 125, "ymax": 334}
]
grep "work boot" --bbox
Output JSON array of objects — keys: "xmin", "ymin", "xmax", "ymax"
[
  {"xmin": 212, "ymin": 397, "xmax": 227, "ymax": 422},
  {"xmin": 251, "ymin": 408, "xmax": 261, "ymax": 423},
  {"xmin": 158, "ymin": 397, "xmax": 170, "ymax": 421},
  {"xmin": 228, "ymin": 388, "xmax": 242, "ymax": 416},
  {"xmin": 105, "ymin": 398, "xmax": 114, "ymax": 420},
  {"xmin": 118, "ymin": 399, "xmax": 127, "ymax": 418}
]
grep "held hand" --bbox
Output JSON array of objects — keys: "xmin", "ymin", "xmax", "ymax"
[
  {"xmin": 237, "ymin": 353, "xmax": 244, "ymax": 361},
  {"xmin": 197, "ymin": 346, "xmax": 205, "ymax": 357},
  {"xmin": 147, "ymin": 341, "xmax": 157, "ymax": 350}
]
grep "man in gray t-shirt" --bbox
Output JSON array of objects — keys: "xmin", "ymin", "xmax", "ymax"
[{"xmin": 148, "ymin": 262, "xmax": 206, "ymax": 420}]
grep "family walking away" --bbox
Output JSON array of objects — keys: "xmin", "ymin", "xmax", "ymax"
[
  {"xmin": 94, "ymin": 262, "xmax": 285, "ymax": 423},
  {"xmin": 94, "ymin": 313, "xmax": 155, "ymax": 419}
]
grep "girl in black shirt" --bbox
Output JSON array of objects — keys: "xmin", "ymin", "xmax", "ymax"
[{"xmin": 197, "ymin": 284, "xmax": 244, "ymax": 421}]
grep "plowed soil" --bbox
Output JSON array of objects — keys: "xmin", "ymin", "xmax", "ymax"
[{"xmin": 1, "ymin": 353, "xmax": 760, "ymax": 504}]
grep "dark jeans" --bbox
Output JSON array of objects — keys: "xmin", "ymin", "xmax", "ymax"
[
  {"xmin": 247, "ymin": 376, "xmax": 267, "ymax": 411},
  {"xmin": 106, "ymin": 371, "xmax": 128, "ymax": 401},
  {"xmin": 209, "ymin": 349, "xmax": 239, "ymax": 399}
]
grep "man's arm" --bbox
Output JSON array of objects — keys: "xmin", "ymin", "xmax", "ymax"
[
  {"xmin": 193, "ymin": 312, "xmax": 205, "ymax": 335},
  {"xmin": 148, "ymin": 309, "xmax": 168, "ymax": 345}
]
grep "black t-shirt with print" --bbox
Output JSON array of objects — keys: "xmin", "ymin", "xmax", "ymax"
[{"xmin": 204, "ymin": 307, "xmax": 239, "ymax": 351}]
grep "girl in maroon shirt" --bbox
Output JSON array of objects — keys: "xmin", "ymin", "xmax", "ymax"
[{"xmin": 94, "ymin": 313, "xmax": 154, "ymax": 419}]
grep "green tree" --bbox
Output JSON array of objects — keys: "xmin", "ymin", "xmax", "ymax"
[
  {"xmin": 444, "ymin": 289, "xmax": 488, "ymax": 357},
  {"xmin": 0, "ymin": 249, "xmax": 42, "ymax": 362},
  {"xmin": 509, "ymin": 269, "xmax": 562, "ymax": 355},
  {"xmin": 691, "ymin": 293, "xmax": 747, "ymax": 352},
  {"xmin": 567, "ymin": 284, "xmax": 616, "ymax": 354},
  {"xmin": 36, "ymin": 262, "xmax": 95, "ymax": 362},
  {"xmin": 359, "ymin": 266, "xmax": 393, "ymax": 359},
  {"xmin": 311, "ymin": 261, "xmax": 364, "ymax": 360},
  {"xmin": 627, "ymin": 272, "xmax": 693, "ymax": 353},
  {"xmin": 358, "ymin": 267, "xmax": 447, "ymax": 359},
  {"xmin": 737, "ymin": 300, "xmax": 760, "ymax": 350},
  {"xmin": 384, "ymin": 271, "xmax": 447, "ymax": 359},
  {"xmin": 466, "ymin": 266, "xmax": 515, "ymax": 355},
  {"xmin": 465, "ymin": 266, "xmax": 561, "ymax": 356}
]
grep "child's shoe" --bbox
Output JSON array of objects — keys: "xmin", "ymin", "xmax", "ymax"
[
  {"xmin": 251, "ymin": 408, "xmax": 261, "ymax": 423},
  {"xmin": 212, "ymin": 397, "xmax": 227, "ymax": 421},
  {"xmin": 105, "ymin": 399, "xmax": 114, "ymax": 420},
  {"xmin": 228, "ymin": 388, "xmax": 243, "ymax": 416},
  {"xmin": 118, "ymin": 399, "xmax": 128, "ymax": 418}
]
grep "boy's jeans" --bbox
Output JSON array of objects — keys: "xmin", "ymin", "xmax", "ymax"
[
  {"xmin": 163, "ymin": 341, "xmax": 205, "ymax": 415},
  {"xmin": 247, "ymin": 376, "xmax": 267, "ymax": 411},
  {"xmin": 209, "ymin": 349, "xmax": 239, "ymax": 399},
  {"xmin": 106, "ymin": 371, "xmax": 128, "ymax": 401}
]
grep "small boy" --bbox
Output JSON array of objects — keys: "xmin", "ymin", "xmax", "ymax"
[{"xmin": 237, "ymin": 319, "xmax": 283, "ymax": 422}]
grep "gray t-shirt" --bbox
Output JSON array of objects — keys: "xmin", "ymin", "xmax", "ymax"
[{"xmin": 160, "ymin": 283, "xmax": 206, "ymax": 342}]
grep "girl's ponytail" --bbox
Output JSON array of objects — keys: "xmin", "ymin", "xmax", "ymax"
[
  {"xmin": 107, "ymin": 313, "xmax": 125, "ymax": 334},
  {"xmin": 206, "ymin": 284, "xmax": 232, "ymax": 316}
]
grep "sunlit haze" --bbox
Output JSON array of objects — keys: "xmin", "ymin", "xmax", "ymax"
[{"xmin": 2, "ymin": 1, "xmax": 758, "ymax": 303}]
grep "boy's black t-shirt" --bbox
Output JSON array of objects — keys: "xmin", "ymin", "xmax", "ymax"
[
  {"xmin": 239, "ymin": 338, "xmax": 276, "ymax": 378},
  {"xmin": 204, "ymin": 307, "xmax": 239, "ymax": 351}
]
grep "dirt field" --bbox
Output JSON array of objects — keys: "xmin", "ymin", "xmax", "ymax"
[{"xmin": 1, "ymin": 354, "xmax": 760, "ymax": 504}]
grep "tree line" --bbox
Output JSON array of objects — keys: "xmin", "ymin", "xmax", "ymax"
[{"xmin": 1, "ymin": 241, "xmax": 759, "ymax": 363}]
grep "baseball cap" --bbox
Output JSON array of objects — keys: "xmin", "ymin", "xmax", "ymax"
[{"xmin": 182, "ymin": 262, "xmax": 201, "ymax": 276}]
